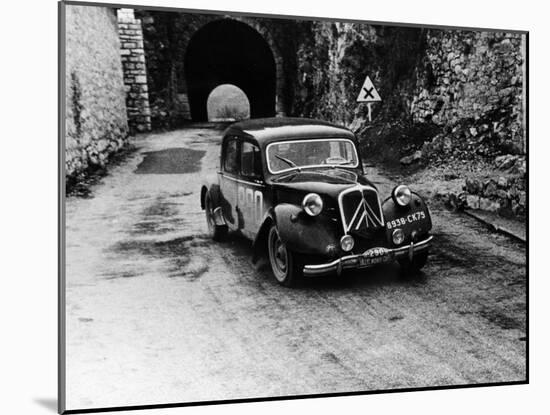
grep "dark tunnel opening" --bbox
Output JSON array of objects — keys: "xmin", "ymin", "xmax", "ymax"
[{"xmin": 185, "ymin": 19, "xmax": 277, "ymax": 121}]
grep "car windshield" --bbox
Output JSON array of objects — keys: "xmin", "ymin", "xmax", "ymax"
[{"xmin": 266, "ymin": 138, "xmax": 359, "ymax": 173}]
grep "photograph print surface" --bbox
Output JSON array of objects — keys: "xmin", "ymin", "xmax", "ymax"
[{"xmin": 60, "ymin": 1, "xmax": 527, "ymax": 412}]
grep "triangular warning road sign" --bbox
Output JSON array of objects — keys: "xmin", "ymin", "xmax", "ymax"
[{"xmin": 356, "ymin": 76, "xmax": 381, "ymax": 102}]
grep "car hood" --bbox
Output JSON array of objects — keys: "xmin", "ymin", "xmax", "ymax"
[{"xmin": 271, "ymin": 168, "xmax": 377, "ymax": 199}]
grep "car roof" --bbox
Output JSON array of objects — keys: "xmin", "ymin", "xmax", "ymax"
[{"xmin": 224, "ymin": 117, "xmax": 356, "ymax": 146}]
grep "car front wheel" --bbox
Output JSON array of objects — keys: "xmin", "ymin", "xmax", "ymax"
[
  {"xmin": 267, "ymin": 225, "xmax": 302, "ymax": 287},
  {"xmin": 399, "ymin": 251, "xmax": 428, "ymax": 277}
]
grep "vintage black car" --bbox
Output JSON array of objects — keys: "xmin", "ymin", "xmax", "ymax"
[{"xmin": 200, "ymin": 118, "xmax": 432, "ymax": 286}]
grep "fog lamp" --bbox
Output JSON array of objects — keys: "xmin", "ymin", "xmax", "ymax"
[
  {"xmin": 392, "ymin": 228, "xmax": 405, "ymax": 245},
  {"xmin": 302, "ymin": 193, "xmax": 323, "ymax": 216},
  {"xmin": 340, "ymin": 234, "xmax": 355, "ymax": 252},
  {"xmin": 392, "ymin": 185, "xmax": 412, "ymax": 207}
]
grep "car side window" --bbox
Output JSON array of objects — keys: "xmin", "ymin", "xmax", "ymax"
[
  {"xmin": 241, "ymin": 141, "xmax": 262, "ymax": 179},
  {"xmin": 224, "ymin": 137, "xmax": 239, "ymax": 174}
]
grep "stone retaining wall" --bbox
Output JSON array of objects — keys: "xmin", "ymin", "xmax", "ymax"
[
  {"xmin": 65, "ymin": 5, "xmax": 129, "ymax": 179},
  {"xmin": 463, "ymin": 155, "xmax": 526, "ymax": 218}
]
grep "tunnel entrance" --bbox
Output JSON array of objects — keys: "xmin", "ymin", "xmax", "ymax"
[
  {"xmin": 207, "ymin": 84, "xmax": 250, "ymax": 122},
  {"xmin": 185, "ymin": 19, "xmax": 276, "ymax": 121}
]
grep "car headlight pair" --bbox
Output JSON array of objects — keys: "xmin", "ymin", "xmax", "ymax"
[{"xmin": 305, "ymin": 188, "xmax": 410, "ymax": 250}]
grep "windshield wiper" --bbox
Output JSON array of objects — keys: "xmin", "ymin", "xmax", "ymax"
[
  {"xmin": 274, "ymin": 154, "xmax": 302, "ymax": 172},
  {"xmin": 274, "ymin": 154, "xmax": 298, "ymax": 167}
]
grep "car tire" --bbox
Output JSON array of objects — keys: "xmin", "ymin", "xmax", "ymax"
[
  {"xmin": 205, "ymin": 192, "xmax": 227, "ymax": 241},
  {"xmin": 398, "ymin": 251, "xmax": 428, "ymax": 277},
  {"xmin": 267, "ymin": 224, "xmax": 302, "ymax": 287}
]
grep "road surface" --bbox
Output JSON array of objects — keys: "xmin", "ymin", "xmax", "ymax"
[{"xmin": 64, "ymin": 127, "xmax": 526, "ymax": 410}]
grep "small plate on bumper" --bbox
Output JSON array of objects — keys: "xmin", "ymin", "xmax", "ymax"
[{"xmin": 359, "ymin": 247, "xmax": 391, "ymax": 267}]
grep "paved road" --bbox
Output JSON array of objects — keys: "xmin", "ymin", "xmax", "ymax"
[{"xmin": 65, "ymin": 127, "xmax": 526, "ymax": 410}]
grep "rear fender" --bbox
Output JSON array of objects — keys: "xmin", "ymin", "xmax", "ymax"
[
  {"xmin": 201, "ymin": 171, "xmax": 222, "ymax": 210},
  {"xmin": 201, "ymin": 184, "xmax": 227, "ymax": 226},
  {"xmin": 202, "ymin": 184, "xmax": 221, "ymax": 207}
]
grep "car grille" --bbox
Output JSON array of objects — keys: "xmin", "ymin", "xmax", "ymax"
[{"xmin": 338, "ymin": 185, "xmax": 384, "ymax": 235}]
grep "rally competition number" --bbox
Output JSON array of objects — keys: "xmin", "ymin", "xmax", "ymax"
[{"xmin": 238, "ymin": 186, "xmax": 263, "ymax": 225}]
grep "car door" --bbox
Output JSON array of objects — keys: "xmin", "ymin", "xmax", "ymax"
[
  {"xmin": 238, "ymin": 140, "xmax": 265, "ymax": 238},
  {"xmin": 218, "ymin": 136, "xmax": 240, "ymax": 230}
]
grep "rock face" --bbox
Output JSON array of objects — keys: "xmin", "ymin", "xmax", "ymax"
[
  {"xmin": 292, "ymin": 23, "xmax": 425, "ymax": 125},
  {"xmin": 411, "ymin": 30, "xmax": 526, "ymax": 155},
  {"xmin": 65, "ymin": 5, "xmax": 129, "ymax": 180},
  {"xmin": 291, "ymin": 25, "xmax": 526, "ymax": 159}
]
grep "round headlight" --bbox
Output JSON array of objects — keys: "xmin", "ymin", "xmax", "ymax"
[
  {"xmin": 392, "ymin": 228, "xmax": 405, "ymax": 245},
  {"xmin": 393, "ymin": 185, "xmax": 412, "ymax": 207},
  {"xmin": 302, "ymin": 193, "xmax": 323, "ymax": 216},
  {"xmin": 340, "ymin": 234, "xmax": 355, "ymax": 252}
]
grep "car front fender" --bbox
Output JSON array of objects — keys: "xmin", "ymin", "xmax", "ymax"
[
  {"xmin": 382, "ymin": 192, "xmax": 432, "ymax": 245},
  {"xmin": 273, "ymin": 203, "xmax": 340, "ymax": 256}
]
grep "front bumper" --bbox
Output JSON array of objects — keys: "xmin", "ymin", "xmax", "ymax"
[{"xmin": 303, "ymin": 236, "xmax": 433, "ymax": 277}]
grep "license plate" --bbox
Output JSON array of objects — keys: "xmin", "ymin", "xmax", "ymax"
[{"xmin": 359, "ymin": 247, "xmax": 390, "ymax": 267}]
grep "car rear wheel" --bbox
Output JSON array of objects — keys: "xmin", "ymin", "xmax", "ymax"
[
  {"xmin": 267, "ymin": 225, "xmax": 302, "ymax": 287},
  {"xmin": 205, "ymin": 192, "xmax": 227, "ymax": 241},
  {"xmin": 399, "ymin": 251, "xmax": 428, "ymax": 277}
]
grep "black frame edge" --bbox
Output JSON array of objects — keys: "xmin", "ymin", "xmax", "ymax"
[
  {"xmin": 62, "ymin": 381, "xmax": 528, "ymax": 414},
  {"xmin": 61, "ymin": 0, "xmax": 528, "ymax": 34},
  {"xmin": 58, "ymin": 1, "xmax": 67, "ymax": 414}
]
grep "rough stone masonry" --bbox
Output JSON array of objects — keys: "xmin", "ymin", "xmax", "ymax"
[
  {"xmin": 117, "ymin": 9, "xmax": 152, "ymax": 134},
  {"xmin": 64, "ymin": 5, "xmax": 129, "ymax": 181},
  {"xmin": 412, "ymin": 30, "xmax": 525, "ymax": 154}
]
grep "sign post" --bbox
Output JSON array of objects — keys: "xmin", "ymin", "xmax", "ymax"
[{"xmin": 356, "ymin": 75, "xmax": 381, "ymax": 122}]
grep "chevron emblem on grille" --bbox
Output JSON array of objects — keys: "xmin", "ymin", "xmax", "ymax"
[
  {"xmin": 346, "ymin": 197, "xmax": 383, "ymax": 231},
  {"xmin": 339, "ymin": 186, "xmax": 385, "ymax": 233}
]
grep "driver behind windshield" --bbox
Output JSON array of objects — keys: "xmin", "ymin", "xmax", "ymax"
[
  {"xmin": 271, "ymin": 142, "xmax": 328, "ymax": 171},
  {"xmin": 307, "ymin": 142, "xmax": 330, "ymax": 165}
]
